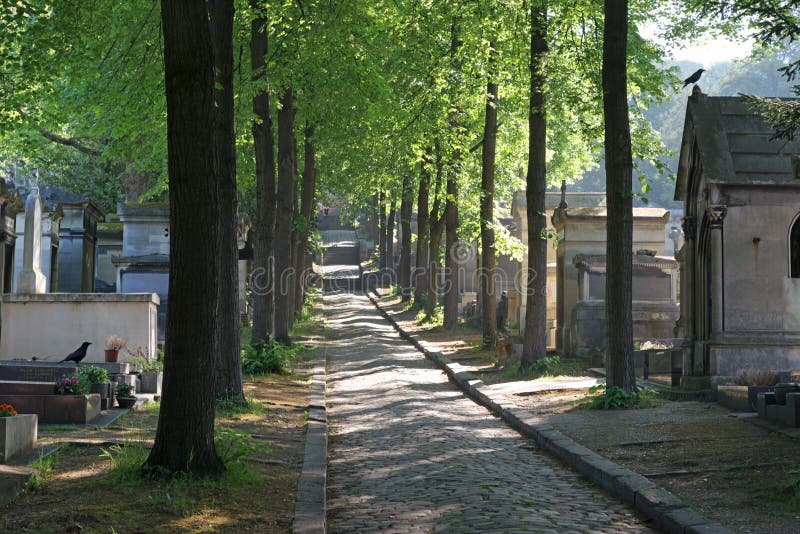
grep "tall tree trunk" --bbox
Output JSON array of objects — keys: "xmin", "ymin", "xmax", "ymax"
[
  {"xmin": 413, "ymin": 154, "xmax": 430, "ymax": 304},
  {"xmin": 443, "ymin": 167, "xmax": 459, "ymax": 328},
  {"xmin": 274, "ymin": 89, "xmax": 295, "ymax": 345},
  {"xmin": 480, "ymin": 40, "xmax": 499, "ymax": 348},
  {"xmin": 294, "ymin": 124, "xmax": 316, "ymax": 315},
  {"xmin": 288, "ymin": 134, "xmax": 299, "ymax": 326},
  {"xmin": 386, "ymin": 204, "xmax": 396, "ymax": 283},
  {"xmin": 522, "ymin": 1, "xmax": 548, "ymax": 367},
  {"xmin": 209, "ymin": 0, "xmax": 243, "ymax": 402},
  {"xmin": 146, "ymin": 0, "xmax": 224, "ymax": 476},
  {"xmin": 426, "ymin": 147, "xmax": 445, "ymax": 317},
  {"xmin": 378, "ymin": 192, "xmax": 387, "ymax": 271},
  {"xmin": 443, "ymin": 21, "xmax": 462, "ymax": 329},
  {"xmin": 603, "ymin": 0, "xmax": 635, "ymax": 391},
  {"xmin": 368, "ymin": 193, "xmax": 379, "ymax": 246},
  {"xmin": 399, "ymin": 174, "xmax": 413, "ymax": 301},
  {"xmin": 249, "ymin": 1, "xmax": 277, "ymax": 346}
]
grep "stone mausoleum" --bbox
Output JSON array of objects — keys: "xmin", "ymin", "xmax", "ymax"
[
  {"xmin": 7, "ymin": 178, "xmax": 103, "ymax": 294},
  {"xmin": 551, "ymin": 196, "xmax": 673, "ymax": 356},
  {"xmin": 571, "ymin": 251, "xmax": 679, "ymax": 357},
  {"xmin": 511, "ymin": 186, "xmax": 675, "ymax": 354},
  {"xmin": 675, "ymin": 89, "xmax": 800, "ymax": 384},
  {"xmin": 511, "ymin": 188, "xmax": 607, "ymax": 347},
  {"xmin": 112, "ymin": 202, "xmax": 170, "ymax": 338}
]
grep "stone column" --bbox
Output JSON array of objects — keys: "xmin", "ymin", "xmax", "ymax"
[
  {"xmin": 16, "ymin": 186, "xmax": 47, "ymax": 294},
  {"xmin": 707, "ymin": 205, "xmax": 727, "ymax": 340},
  {"xmin": 680, "ymin": 216, "xmax": 698, "ymax": 373}
]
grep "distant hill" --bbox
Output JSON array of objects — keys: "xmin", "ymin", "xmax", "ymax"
[{"xmin": 570, "ymin": 47, "xmax": 797, "ymax": 209}]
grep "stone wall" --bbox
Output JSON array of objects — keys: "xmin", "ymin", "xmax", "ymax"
[{"xmin": 0, "ymin": 293, "xmax": 159, "ymax": 363}]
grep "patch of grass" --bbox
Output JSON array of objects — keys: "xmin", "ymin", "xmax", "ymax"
[
  {"xmin": 216, "ymin": 396, "xmax": 267, "ymax": 417},
  {"xmin": 774, "ymin": 469, "xmax": 800, "ymax": 511},
  {"xmin": 295, "ymin": 287, "xmax": 322, "ymax": 326},
  {"xmin": 576, "ymin": 385, "xmax": 663, "ymax": 410},
  {"xmin": 403, "ymin": 296, "xmax": 424, "ymax": 312},
  {"xmin": 140, "ymin": 400, "xmax": 161, "ymax": 414},
  {"xmin": 416, "ymin": 305, "xmax": 444, "ymax": 327},
  {"xmin": 25, "ymin": 446, "xmax": 64, "ymax": 492},
  {"xmin": 98, "ymin": 428, "xmax": 262, "ymax": 514},
  {"xmin": 503, "ymin": 355, "xmax": 563, "ymax": 379},
  {"xmin": 242, "ymin": 339, "xmax": 304, "ymax": 375}
]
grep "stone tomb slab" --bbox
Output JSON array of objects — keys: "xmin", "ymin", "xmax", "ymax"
[
  {"xmin": 0, "ymin": 394, "xmax": 100, "ymax": 424},
  {"xmin": 0, "ymin": 362, "xmax": 79, "ymax": 383},
  {"xmin": 0, "ymin": 381, "xmax": 56, "ymax": 396}
]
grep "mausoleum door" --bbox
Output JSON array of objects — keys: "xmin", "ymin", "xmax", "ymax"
[{"xmin": 696, "ymin": 221, "xmax": 711, "ymax": 374}]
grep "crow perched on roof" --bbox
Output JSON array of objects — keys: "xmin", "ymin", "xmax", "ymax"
[
  {"xmin": 60, "ymin": 342, "xmax": 92, "ymax": 364},
  {"xmin": 683, "ymin": 68, "xmax": 706, "ymax": 88}
]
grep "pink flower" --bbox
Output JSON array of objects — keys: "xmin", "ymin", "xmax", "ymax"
[{"xmin": 72, "ymin": 377, "xmax": 78, "ymax": 383}]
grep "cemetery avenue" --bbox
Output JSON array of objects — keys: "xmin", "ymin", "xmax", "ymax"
[
  {"xmin": 324, "ymin": 291, "xmax": 652, "ymax": 532},
  {"xmin": 5, "ymin": 1, "xmax": 800, "ymax": 532}
]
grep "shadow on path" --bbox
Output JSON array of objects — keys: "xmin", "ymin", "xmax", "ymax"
[{"xmin": 323, "ymin": 291, "xmax": 654, "ymax": 533}]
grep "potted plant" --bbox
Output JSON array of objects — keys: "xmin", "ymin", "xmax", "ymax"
[
  {"xmin": 80, "ymin": 366, "xmax": 112, "ymax": 409},
  {"xmin": 0, "ymin": 403, "xmax": 37, "ymax": 462},
  {"xmin": 129, "ymin": 351, "xmax": 164, "ymax": 395},
  {"xmin": 115, "ymin": 382, "xmax": 136, "ymax": 409},
  {"xmin": 55, "ymin": 374, "xmax": 89, "ymax": 395},
  {"xmin": 105, "ymin": 335, "xmax": 125, "ymax": 363}
]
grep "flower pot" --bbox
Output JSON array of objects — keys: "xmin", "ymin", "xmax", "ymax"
[
  {"xmin": 0, "ymin": 414, "xmax": 37, "ymax": 462},
  {"xmin": 104, "ymin": 349, "xmax": 119, "ymax": 363},
  {"xmin": 89, "ymin": 382, "xmax": 109, "ymax": 400},
  {"xmin": 116, "ymin": 396, "xmax": 136, "ymax": 409},
  {"xmin": 107, "ymin": 382, "xmax": 117, "ymax": 408}
]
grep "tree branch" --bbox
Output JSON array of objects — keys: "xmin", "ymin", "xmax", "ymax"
[{"xmin": 37, "ymin": 127, "xmax": 103, "ymax": 157}]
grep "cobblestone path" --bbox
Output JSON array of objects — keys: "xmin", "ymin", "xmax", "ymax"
[{"xmin": 324, "ymin": 292, "xmax": 654, "ymax": 533}]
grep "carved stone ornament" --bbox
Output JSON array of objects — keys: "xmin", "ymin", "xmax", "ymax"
[{"xmin": 707, "ymin": 205, "xmax": 727, "ymax": 228}]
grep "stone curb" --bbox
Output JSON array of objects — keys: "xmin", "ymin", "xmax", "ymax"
[
  {"xmin": 293, "ymin": 345, "xmax": 328, "ymax": 533},
  {"xmin": 367, "ymin": 291, "xmax": 732, "ymax": 534}
]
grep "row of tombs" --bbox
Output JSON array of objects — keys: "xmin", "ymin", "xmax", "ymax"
[
  {"xmin": 372, "ymin": 90, "xmax": 800, "ymax": 392},
  {"xmin": 0, "ymin": 171, "xmax": 253, "ymax": 367},
  {"xmin": 2, "ymin": 89, "xmax": 799, "ymax": 400},
  {"xmin": 375, "ymin": 184, "xmax": 681, "ymax": 365}
]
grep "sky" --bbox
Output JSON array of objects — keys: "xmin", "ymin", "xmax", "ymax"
[
  {"xmin": 670, "ymin": 36, "xmax": 754, "ymax": 65},
  {"xmin": 640, "ymin": 20, "xmax": 755, "ymax": 66}
]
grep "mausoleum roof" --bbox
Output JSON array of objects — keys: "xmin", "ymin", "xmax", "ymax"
[
  {"xmin": 552, "ymin": 206, "xmax": 669, "ymax": 225},
  {"xmin": 573, "ymin": 253, "xmax": 678, "ymax": 271},
  {"xmin": 675, "ymin": 89, "xmax": 800, "ymax": 201},
  {"xmin": 112, "ymin": 253, "xmax": 169, "ymax": 267},
  {"xmin": 8, "ymin": 182, "xmax": 88, "ymax": 212},
  {"xmin": 511, "ymin": 190, "xmax": 606, "ymax": 218}
]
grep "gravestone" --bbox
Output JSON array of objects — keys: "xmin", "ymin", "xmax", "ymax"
[
  {"xmin": 113, "ymin": 202, "xmax": 170, "ymax": 339},
  {"xmin": 57, "ymin": 200, "xmax": 104, "ymax": 292},
  {"xmin": 15, "ymin": 179, "xmax": 46, "ymax": 294}
]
